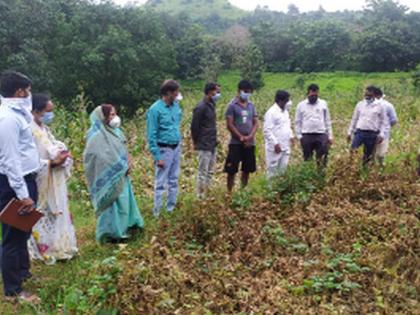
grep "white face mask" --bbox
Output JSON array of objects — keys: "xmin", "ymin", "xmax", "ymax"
[
  {"xmin": 286, "ymin": 100, "xmax": 293, "ymax": 111},
  {"xmin": 0, "ymin": 93, "xmax": 33, "ymax": 122},
  {"xmin": 109, "ymin": 116, "xmax": 121, "ymax": 129},
  {"xmin": 175, "ymin": 92, "xmax": 183, "ymax": 102}
]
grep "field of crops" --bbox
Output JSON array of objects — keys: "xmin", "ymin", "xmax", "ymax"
[{"xmin": 1, "ymin": 71, "xmax": 419, "ymax": 314}]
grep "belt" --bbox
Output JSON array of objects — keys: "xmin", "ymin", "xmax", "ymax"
[
  {"xmin": 302, "ymin": 133, "xmax": 327, "ymax": 136},
  {"xmin": 356, "ymin": 129, "xmax": 379, "ymax": 133},
  {"xmin": 158, "ymin": 142, "xmax": 179, "ymax": 149},
  {"xmin": 24, "ymin": 172, "xmax": 38, "ymax": 180}
]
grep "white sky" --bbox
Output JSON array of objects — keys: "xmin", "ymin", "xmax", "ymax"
[{"xmin": 113, "ymin": 0, "xmax": 420, "ymax": 12}]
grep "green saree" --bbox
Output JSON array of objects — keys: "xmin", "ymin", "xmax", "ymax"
[{"xmin": 83, "ymin": 107, "xmax": 144, "ymax": 243}]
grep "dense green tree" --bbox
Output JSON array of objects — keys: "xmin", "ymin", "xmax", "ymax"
[{"xmin": 239, "ymin": 44, "xmax": 265, "ymax": 90}]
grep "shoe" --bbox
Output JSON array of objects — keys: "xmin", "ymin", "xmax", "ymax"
[
  {"xmin": 17, "ymin": 291, "xmax": 41, "ymax": 304},
  {"xmin": 4, "ymin": 291, "xmax": 41, "ymax": 304}
]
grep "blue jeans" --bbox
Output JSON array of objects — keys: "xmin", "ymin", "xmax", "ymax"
[
  {"xmin": 351, "ymin": 130, "xmax": 379, "ymax": 165},
  {"xmin": 153, "ymin": 145, "xmax": 181, "ymax": 217}
]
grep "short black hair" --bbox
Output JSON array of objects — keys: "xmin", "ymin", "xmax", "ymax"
[
  {"xmin": 204, "ymin": 82, "xmax": 219, "ymax": 95},
  {"xmin": 238, "ymin": 80, "xmax": 253, "ymax": 91},
  {"xmin": 373, "ymin": 87, "xmax": 383, "ymax": 97},
  {"xmin": 275, "ymin": 90, "xmax": 290, "ymax": 103},
  {"xmin": 307, "ymin": 83, "xmax": 319, "ymax": 93},
  {"xmin": 0, "ymin": 70, "xmax": 32, "ymax": 98},
  {"xmin": 366, "ymin": 85, "xmax": 377, "ymax": 94},
  {"xmin": 160, "ymin": 79, "xmax": 180, "ymax": 96},
  {"xmin": 32, "ymin": 93, "xmax": 50, "ymax": 112}
]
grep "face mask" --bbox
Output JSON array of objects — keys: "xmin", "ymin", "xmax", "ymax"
[
  {"xmin": 285, "ymin": 100, "xmax": 293, "ymax": 111},
  {"xmin": 41, "ymin": 112, "xmax": 54, "ymax": 125},
  {"xmin": 365, "ymin": 97, "xmax": 374, "ymax": 104},
  {"xmin": 0, "ymin": 94, "xmax": 33, "ymax": 122},
  {"xmin": 211, "ymin": 93, "xmax": 221, "ymax": 103},
  {"xmin": 240, "ymin": 91, "xmax": 252, "ymax": 101},
  {"xmin": 109, "ymin": 116, "xmax": 121, "ymax": 129},
  {"xmin": 308, "ymin": 95, "xmax": 318, "ymax": 104},
  {"xmin": 22, "ymin": 93, "xmax": 33, "ymax": 111},
  {"xmin": 175, "ymin": 93, "xmax": 183, "ymax": 102}
]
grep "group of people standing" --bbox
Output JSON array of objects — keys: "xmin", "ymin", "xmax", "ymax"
[
  {"xmin": 0, "ymin": 71, "xmax": 145, "ymax": 302},
  {"xmin": 0, "ymin": 70, "xmax": 417, "ymax": 303}
]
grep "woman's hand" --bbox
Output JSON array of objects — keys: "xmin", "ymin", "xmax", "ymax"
[{"xmin": 50, "ymin": 151, "xmax": 70, "ymax": 168}]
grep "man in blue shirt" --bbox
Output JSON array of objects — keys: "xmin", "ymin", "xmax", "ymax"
[{"xmin": 147, "ymin": 80, "xmax": 182, "ymax": 217}]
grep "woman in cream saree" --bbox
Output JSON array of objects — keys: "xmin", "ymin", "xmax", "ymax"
[{"xmin": 28, "ymin": 94, "xmax": 78, "ymax": 264}]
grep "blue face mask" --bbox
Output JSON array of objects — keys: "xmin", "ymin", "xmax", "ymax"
[
  {"xmin": 240, "ymin": 91, "xmax": 252, "ymax": 101},
  {"xmin": 211, "ymin": 93, "xmax": 221, "ymax": 103},
  {"xmin": 41, "ymin": 112, "xmax": 55, "ymax": 125}
]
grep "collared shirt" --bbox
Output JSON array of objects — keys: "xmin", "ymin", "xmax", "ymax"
[
  {"xmin": 379, "ymin": 98, "xmax": 398, "ymax": 139},
  {"xmin": 348, "ymin": 99, "xmax": 388, "ymax": 138},
  {"xmin": 0, "ymin": 102, "xmax": 41, "ymax": 199},
  {"xmin": 295, "ymin": 98, "xmax": 333, "ymax": 140},
  {"xmin": 264, "ymin": 103, "xmax": 294, "ymax": 153},
  {"xmin": 191, "ymin": 97, "xmax": 217, "ymax": 152},
  {"xmin": 225, "ymin": 97, "xmax": 258, "ymax": 145},
  {"xmin": 146, "ymin": 99, "xmax": 182, "ymax": 161}
]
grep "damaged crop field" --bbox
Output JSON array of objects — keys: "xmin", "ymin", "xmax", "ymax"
[
  {"xmin": 0, "ymin": 71, "xmax": 419, "ymax": 314},
  {"xmin": 106, "ymin": 160, "xmax": 420, "ymax": 314}
]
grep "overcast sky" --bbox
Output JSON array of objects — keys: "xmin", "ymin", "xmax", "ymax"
[{"xmin": 113, "ymin": 0, "xmax": 420, "ymax": 12}]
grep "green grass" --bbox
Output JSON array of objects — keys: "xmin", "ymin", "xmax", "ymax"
[{"xmin": 0, "ymin": 71, "xmax": 419, "ymax": 313}]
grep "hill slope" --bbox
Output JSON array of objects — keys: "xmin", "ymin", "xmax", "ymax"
[{"xmin": 146, "ymin": 0, "xmax": 246, "ymax": 21}]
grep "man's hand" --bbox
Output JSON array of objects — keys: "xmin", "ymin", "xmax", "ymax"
[
  {"xmin": 274, "ymin": 144, "xmax": 281, "ymax": 154},
  {"xmin": 347, "ymin": 135, "xmax": 352, "ymax": 144},
  {"xmin": 290, "ymin": 138, "xmax": 295, "ymax": 147},
  {"xmin": 376, "ymin": 136, "xmax": 384, "ymax": 144},
  {"xmin": 157, "ymin": 160, "xmax": 165, "ymax": 168},
  {"xmin": 328, "ymin": 138, "xmax": 334, "ymax": 146},
  {"xmin": 20, "ymin": 198, "xmax": 35, "ymax": 213}
]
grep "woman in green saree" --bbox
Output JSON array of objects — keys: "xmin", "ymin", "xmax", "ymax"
[{"xmin": 84, "ymin": 104, "xmax": 144, "ymax": 243}]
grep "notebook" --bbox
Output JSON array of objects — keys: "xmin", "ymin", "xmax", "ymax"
[{"xmin": 0, "ymin": 198, "xmax": 43, "ymax": 232}]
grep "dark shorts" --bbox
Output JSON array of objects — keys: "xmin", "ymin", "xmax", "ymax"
[{"xmin": 224, "ymin": 144, "xmax": 256, "ymax": 174}]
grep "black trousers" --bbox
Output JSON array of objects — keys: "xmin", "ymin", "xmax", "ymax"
[
  {"xmin": 300, "ymin": 133, "xmax": 330, "ymax": 166},
  {"xmin": 0, "ymin": 174, "xmax": 38, "ymax": 296}
]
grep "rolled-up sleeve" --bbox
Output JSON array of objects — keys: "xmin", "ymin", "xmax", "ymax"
[
  {"xmin": 0, "ymin": 117, "xmax": 29, "ymax": 199},
  {"xmin": 146, "ymin": 108, "xmax": 161, "ymax": 162}
]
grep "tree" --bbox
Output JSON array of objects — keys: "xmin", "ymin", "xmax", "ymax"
[
  {"xmin": 288, "ymin": 21, "xmax": 351, "ymax": 72},
  {"xmin": 239, "ymin": 44, "xmax": 265, "ymax": 90}
]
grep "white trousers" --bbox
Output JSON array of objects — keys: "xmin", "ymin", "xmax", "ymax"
[
  {"xmin": 266, "ymin": 150, "xmax": 290, "ymax": 178},
  {"xmin": 375, "ymin": 137, "xmax": 390, "ymax": 159}
]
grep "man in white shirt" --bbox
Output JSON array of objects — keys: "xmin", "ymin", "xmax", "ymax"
[
  {"xmin": 295, "ymin": 84, "xmax": 333, "ymax": 167},
  {"xmin": 373, "ymin": 87, "xmax": 398, "ymax": 165},
  {"xmin": 0, "ymin": 71, "xmax": 44, "ymax": 303},
  {"xmin": 347, "ymin": 86, "xmax": 388, "ymax": 165},
  {"xmin": 264, "ymin": 90, "xmax": 294, "ymax": 178}
]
